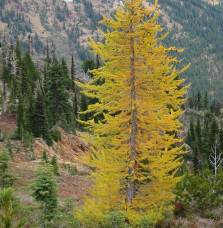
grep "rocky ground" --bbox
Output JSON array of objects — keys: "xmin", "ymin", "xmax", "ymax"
[{"xmin": 0, "ymin": 115, "xmax": 92, "ymax": 207}]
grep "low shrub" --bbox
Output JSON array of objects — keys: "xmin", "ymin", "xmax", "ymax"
[
  {"xmin": 22, "ymin": 131, "xmax": 34, "ymax": 149},
  {"xmin": 62, "ymin": 163, "xmax": 78, "ymax": 175},
  {"xmin": 174, "ymin": 170, "xmax": 223, "ymax": 217},
  {"xmin": 102, "ymin": 209, "xmax": 128, "ymax": 228}
]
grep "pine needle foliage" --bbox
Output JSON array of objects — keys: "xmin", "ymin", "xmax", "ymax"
[
  {"xmin": 0, "ymin": 188, "xmax": 26, "ymax": 228},
  {"xmin": 27, "ymin": 162, "xmax": 58, "ymax": 225},
  {"xmin": 0, "ymin": 151, "xmax": 18, "ymax": 189},
  {"xmin": 41, "ymin": 150, "xmax": 48, "ymax": 163},
  {"xmin": 77, "ymin": 0, "xmax": 189, "ymax": 224},
  {"xmin": 51, "ymin": 156, "xmax": 60, "ymax": 176}
]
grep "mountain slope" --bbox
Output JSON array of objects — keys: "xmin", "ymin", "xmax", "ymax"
[
  {"xmin": 1, "ymin": 0, "xmax": 223, "ymax": 99},
  {"xmin": 158, "ymin": 0, "xmax": 223, "ymax": 100}
]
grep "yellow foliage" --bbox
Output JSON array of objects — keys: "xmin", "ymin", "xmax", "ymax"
[
  {"xmin": 76, "ymin": 197, "xmax": 105, "ymax": 227},
  {"xmin": 76, "ymin": 0, "xmax": 189, "ymax": 225},
  {"xmin": 124, "ymin": 205, "xmax": 172, "ymax": 226}
]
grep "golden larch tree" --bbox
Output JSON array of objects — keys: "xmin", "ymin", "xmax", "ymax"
[{"xmin": 77, "ymin": 0, "xmax": 189, "ymax": 225}]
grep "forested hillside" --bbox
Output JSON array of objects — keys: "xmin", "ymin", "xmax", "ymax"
[
  {"xmin": 158, "ymin": 0, "xmax": 223, "ymax": 100},
  {"xmin": 0, "ymin": 0, "xmax": 223, "ymax": 99}
]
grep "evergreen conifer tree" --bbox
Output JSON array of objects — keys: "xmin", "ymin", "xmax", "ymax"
[
  {"xmin": 196, "ymin": 91, "xmax": 202, "ymax": 110},
  {"xmin": 0, "ymin": 188, "xmax": 26, "ymax": 228},
  {"xmin": 32, "ymin": 90, "xmax": 53, "ymax": 146},
  {"xmin": 16, "ymin": 92, "xmax": 24, "ymax": 138},
  {"xmin": 193, "ymin": 141, "xmax": 199, "ymax": 175},
  {"xmin": 45, "ymin": 60, "xmax": 72, "ymax": 127},
  {"xmin": 1, "ymin": 63, "xmax": 12, "ymax": 113},
  {"xmin": 16, "ymin": 58, "xmax": 35, "ymax": 137},
  {"xmin": 5, "ymin": 141, "xmax": 13, "ymax": 160},
  {"xmin": 61, "ymin": 57, "xmax": 72, "ymax": 89},
  {"xmin": 9, "ymin": 76, "xmax": 18, "ymax": 105},
  {"xmin": 196, "ymin": 117, "xmax": 202, "ymax": 151},
  {"xmin": 96, "ymin": 54, "xmax": 100, "ymax": 69},
  {"xmin": 20, "ymin": 62, "xmax": 31, "ymax": 97},
  {"xmin": 0, "ymin": 151, "xmax": 17, "ymax": 189},
  {"xmin": 45, "ymin": 40, "xmax": 51, "ymax": 64},
  {"xmin": 51, "ymin": 156, "xmax": 59, "ymax": 176},
  {"xmin": 12, "ymin": 41, "xmax": 22, "ymax": 102},
  {"xmin": 210, "ymin": 119, "xmax": 219, "ymax": 148},
  {"xmin": 24, "ymin": 92, "xmax": 35, "ymax": 133},
  {"xmin": 202, "ymin": 111, "xmax": 213, "ymax": 156},
  {"xmin": 27, "ymin": 163, "xmax": 58, "ymax": 226},
  {"xmin": 188, "ymin": 97, "xmax": 193, "ymax": 109},
  {"xmin": 81, "ymin": 59, "xmax": 95, "ymax": 78},
  {"xmin": 188, "ymin": 117, "xmax": 195, "ymax": 149},
  {"xmin": 203, "ymin": 91, "xmax": 209, "ymax": 110},
  {"xmin": 210, "ymin": 99, "xmax": 221, "ymax": 116},
  {"xmin": 71, "ymin": 55, "xmax": 78, "ymax": 120},
  {"xmin": 2, "ymin": 62, "xmax": 12, "ymax": 86},
  {"xmin": 42, "ymin": 150, "xmax": 48, "ymax": 163},
  {"xmin": 22, "ymin": 52, "xmax": 41, "ymax": 92},
  {"xmin": 71, "ymin": 55, "xmax": 76, "ymax": 92},
  {"xmin": 43, "ymin": 64, "xmax": 50, "ymax": 94},
  {"xmin": 15, "ymin": 41, "xmax": 22, "ymax": 67},
  {"xmin": 80, "ymin": 93, "xmax": 88, "ymax": 122}
]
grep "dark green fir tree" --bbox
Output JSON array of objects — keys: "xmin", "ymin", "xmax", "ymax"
[
  {"xmin": 20, "ymin": 62, "xmax": 31, "ymax": 97},
  {"xmin": 15, "ymin": 40, "xmax": 22, "ymax": 67},
  {"xmin": 71, "ymin": 55, "xmax": 78, "ymax": 120},
  {"xmin": 27, "ymin": 163, "xmax": 58, "ymax": 226},
  {"xmin": 188, "ymin": 97, "xmax": 193, "ymax": 109},
  {"xmin": 51, "ymin": 155, "xmax": 59, "ymax": 176},
  {"xmin": 16, "ymin": 92, "xmax": 24, "ymax": 138},
  {"xmin": 42, "ymin": 150, "xmax": 48, "ymax": 163},
  {"xmin": 80, "ymin": 93, "xmax": 88, "ymax": 122},
  {"xmin": 24, "ymin": 92, "xmax": 35, "ymax": 133},
  {"xmin": 193, "ymin": 141, "xmax": 199, "ymax": 175},
  {"xmin": 96, "ymin": 54, "xmax": 100, "ymax": 69},
  {"xmin": 0, "ymin": 150, "xmax": 17, "ymax": 189},
  {"xmin": 210, "ymin": 118, "xmax": 219, "ymax": 148},
  {"xmin": 0, "ymin": 188, "xmax": 26, "ymax": 227},
  {"xmin": 203, "ymin": 91, "xmax": 209, "ymax": 110},
  {"xmin": 45, "ymin": 60, "xmax": 72, "ymax": 127},
  {"xmin": 187, "ymin": 117, "xmax": 195, "ymax": 149},
  {"xmin": 22, "ymin": 52, "xmax": 41, "ymax": 91},
  {"xmin": 1, "ymin": 62, "xmax": 12, "ymax": 113},
  {"xmin": 61, "ymin": 57, "xmax": 72, "ymax": 89},
  {"xmin": 32, "ymin": 90, "xmax": 53, "ymax": 146},
  {"xmin": 196, "ymin": 117, "xmax": 202, "ymax": 151},
  {"xmin": 81, "ymin": 59, "xmax": 95, "ymax": 78},
  {"xmin": 196, "ymin": 91, "xmax": 202, "ymax": 111}
]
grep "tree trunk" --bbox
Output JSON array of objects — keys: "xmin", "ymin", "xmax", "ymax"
[{"xmin": 126, "ymin": 1, "xmax": 137, "ymax": 204}]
